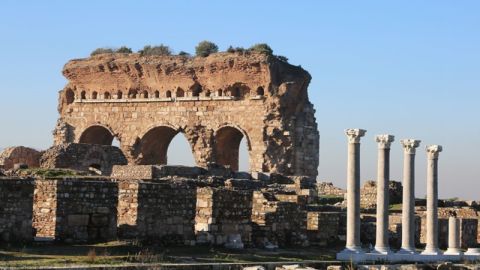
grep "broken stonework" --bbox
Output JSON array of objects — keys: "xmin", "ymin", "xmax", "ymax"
[
  {"xmin": 40, "ymin": 143, "xmax": 127, "ymax": 175},
  {"xmin": 0, "ymin": 146, "xmax": 44, "ymax": 169},
  {"xmin": 54, "ymin": 52, "xmax": 319, "ymax": 179}
]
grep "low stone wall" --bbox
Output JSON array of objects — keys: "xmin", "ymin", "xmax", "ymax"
[
  {"xmin": 33, "ymin": 178, "xmax": 118, "ymax": 242},
  {"xmin": 0, "ymin": 178, "xmax": 34, "ymax": 242},
  {"xmin": 117, "ymin": 180, "xmax": 197, "ymax": 245},
  {"xmin": 307, "ymin": 212, "xmax": 343, "ymax": 246},
  {"xmin": 195, "ymin": 187, "xmax": 253, "ymax": 245},
  {"xmin": 274, "ymin": 194, "xmax": 308, "ymax": 210},
  {"xmin": 0, "ymin": 146, "xmax": 43, "ymax": 169},
  {"xmin": 358, "ymin": 180, "xmax": 403, "ymax": 209},
  {"xmin": 316, "ymin": 182, "xmax": 345, "ymax": 197},
  {"xmin": 41, "ymin": 143, "xmax": 127, "ymax": 175},
  {"xmin": 111, "ymin": 165, "xmax": 154, "ymax": 179},
  {"xmin": 251, "ymin": 191, "xmax": 308, "ymax": 247}
]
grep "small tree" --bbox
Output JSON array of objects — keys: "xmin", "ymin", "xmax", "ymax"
[
  {"xmin": 275, "ymin": 55, "xmax": 289, "ymax": 63},
  {"xmin": 117, "ymin": 46, "xmax": 132, "ymax": 54},
  {"xmin": 227, "ymin": 46, "xmax": 235, "ymax": 53},
  {"xmin": 90, "ymin": 47, "xmax": 115, "ymax": 56},
  {"xmin": 248, "ymin": 43, "xmax": 273, "ymax": 54},
  {"xmin": 195, "ymin": 41, "xmax": 218, "ymax": 57},
  {"xmin": 178, "ymin": 51, "xmax": 190, "ymax": 57},
  {"xmin": 140, "ymin": 44, "xmax": 172, "ymax": 56}
]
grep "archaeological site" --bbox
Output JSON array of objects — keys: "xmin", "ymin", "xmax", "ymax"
[{"xmin": 1, "ymin": 49, "xmax": 479, "ymax": 266}]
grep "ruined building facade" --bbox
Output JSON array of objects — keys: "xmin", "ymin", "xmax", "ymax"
[{"xmin": 53, "ymin": 52, "xmax": 319, "ymax": 179}]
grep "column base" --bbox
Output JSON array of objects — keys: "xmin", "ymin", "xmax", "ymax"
[
  {"xmin": 337, "ymin": 246, "xmax": 366, "ymax": 261},
  {"xmin": 370, "ymin": 246, "xmax": 393, "ymax": 254},
  {"xmin": 397, "ymin": 247, "xmax": 419, "ymax": 255},
  {"xmin": 421, "ymin": 247, "xmax": 443, "ymax": 255},
  {"xmin": 444, "ymin": 248, "xmax": 463, "ymax": 255}
]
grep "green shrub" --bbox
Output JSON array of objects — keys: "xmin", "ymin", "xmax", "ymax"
[
  {"xmin": 248, "ymin": 43, "xmax": 273, "ymax": 54},
  {"xmin": 276, "ymin": 55, "xmax": 289, "ymax": 63},
  {"xmin": 195, "ymin": 40, "xmax": 219, "ymax": 57},
  {"xmin": 227, "ymin": 46, "xmax": 235, "ymax": 53},
  {"xmin": 178, "ymin": 51, "xmax": 190, "ymax": 57},
  {"xmin": 234, "ymin": 47, "xmax": 245, "ymax": 54},
  {"xmin": 90, "ymin": 47, "xmax": 115, "ymax": 56},
  {"xmin": 117, "ymin": 46, "xmax": 132, "ymax": 54},
  {"xmin": 139, "ymin": 44, "xmax": 172, "ymax": 56}
]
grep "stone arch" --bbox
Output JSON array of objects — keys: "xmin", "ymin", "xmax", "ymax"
[
  {"xmin": 142, "ymin": 90, "xmax": 149, "ymax": 99},
  {"xmin": 92, "ymin": 91, "xmax": 98, "ymax": 99},
  {"xmin": 65, "ymin": 89, "xmax": 74, "ymax": 105},
  {"xmin": 191, "ymin": 83, "xmax": 202, "ymax": 97},
  {"xmin": 79, "ymin": 125, "xmax": 116, "ymax": 145},
  {"xmin": 205, "ymin": 90, "xmax": 211, "ymax": 97},
  {"xmin": 82, "ymin": 146, "xmax": 109, "ymax": 174},
  {"xmin": 213, "ymin": 125, "xmax": 251, "ymax": 171},
  {"xmin": 166, "ymin": 90, "xmax": 171, "ymax": 98},
  {"xmin": 81, "ymin": 91, "xmax": 86, "ymax": 99},
  {"xmin": 104, "ymin": 92, "xmax": 111, "ymax": 99},
  {"xmin": 155, "ymin": 90, "xmax": 160, "ymax": 98},
  {"xmin": 136, "ymin": 125, "xmax": 193, "ymax": 165},
  {"xmin": 117, "ymin": 91, "xmax": 123, "ymax": 99},
  {"xmin": 256, "ymin": 87, "xmax": 264, "ymax": 96},
  {"xmin": 176, "ymin": 88, "xmax": 185, "ymax": 98},
  {"xmin": 129, "ymin": 89, "xmax": 138, "ymax": 99},
  {"xmin": 216, "ymin": 89, "xmax": 223, "ymax": 97}
]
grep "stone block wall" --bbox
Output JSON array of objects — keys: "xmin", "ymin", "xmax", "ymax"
[
  {"xmin": 316, "ymin": 182, "xmax": 345, "ymax": 198},
  {"xmin": 195, "ymin": 187, "xmax": 253, "ymax": 244},
  {"xmin": 111, "ymin": 165, "xmax": 154, "ymax": 179},
  {"xmin": 251, "ymin": 191, "xmax": 308, "ymax": 247},
  {"xmin": 275, "ymin": 194, "xmax": 308, "ymax": 210},
  {"xmin": 307, "ymin": 212, "xmax": 342, "ymax": 246},
  {"xmin": 33, "ymin": 179, "xmax": 118, "ymax": 242},
  {"xmin": 357, "ymin": 180, "xmax": 403, "ymax": 208},
  {"xmin": 0, "ymin": 147, "xmax": 44, "ymax": 169},
  {"xmin": 117, "ymin": 180, "xmax": 197, "ymax": 244},
  {"xmin": 0, "ymin": 178, "xmax": 34, "ymax": 242}
]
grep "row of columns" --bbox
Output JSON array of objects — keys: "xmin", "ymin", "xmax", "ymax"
[{"xmin": 337, "ymin": 129, "xmax": 476, "ymax": 261}]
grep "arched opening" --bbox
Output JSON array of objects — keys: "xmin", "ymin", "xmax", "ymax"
[
  {"xmin": 256, "ymin": 87, "xmax": 264, "ymax": 96},
  {"xmin": 234, "ymin": 88, "xmax": 240, "ymax": 97},
  {"xmin": 166, "ymin": 91, "xmax": 171, "ymax": 98},
  {"xmin": 191, "ymin": 83, "xmax": 202, "ymax": 97},
  {"xmin": 117, "ymin": 91, "xmax": 123, "ymax": 99},
  {"xmin": 214, "ymin": 126, "xmax": 249, "ymax": 172},
  {"xmin": 79, "ymin": 126, "xmax": 115, "ymax": 145},
  {"xmin": 66, "ymin": 89, "xmax": 74, "ymax": 105},
  {"xmin": 205, "ymin": 90, "xmax": 211, "ymax": 97},
  {"xmin": 238, "ymin": 137, "xmax": 250, "ymax": 171},
  {"xmin": 142, "ymin": 90, "xmax": 149, "ymax": 99},
  {"xmin": 89, "ymin": 163, "xmax": 102, "ymax": 175},
  {"xmin": 129, "ymin": 90, "xmax": 137, "ymax": 99},
  {"xmin": 104, "ymin": 92, "xmax": 111, "ymax": 99},
  {"xmin": 167, "ymin": 133, "xmax": 196, "ymax": 166},
  {"xmin": 176, "ymin": 88, "xmax": 185, "ymax": 98},
  {"xmin": 137, "ymin": 126, "xmax": 193, "ymax": 165},
  {"xmin": 216, "ymin": 89, "xmax": 223, "ymax": 97},
  {"xmin": 81, "ymin": 91, "xmax": 86, "ymax": 100},
  {"xmin": 92, "ymin": 91, "xmax": 98, "ymax": 99},
  {"xmin": 155, "ymin": 90, "xmax": 160, "ymax": 98},
  {"xmin": 112, "ymin": 138, "xmax": 120, "ymax": 148}
]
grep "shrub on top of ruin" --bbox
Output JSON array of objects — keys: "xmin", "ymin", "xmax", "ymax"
[
  {"xmin": 90, "ymin": 47, "xmax": 116, "ymax": 56},
  {"xmin": 178, "ymin": 51, "xmax": 190, "ymax": 57},
  {"xmin": 117, "ymin": 46, "xmax": 132, "ymax": 54},
  {"xmin": 248, "ymin": 43, "xmax": 273, "ymax": 54},
  {"xmin": 139, "ymin": 44, "xmax": 173, "ymax": 56},
  {"xmin": 227, "ymin": 46, "xmax": 235, "ymax": 53},
  {"xmin": 235, "ymin": 47, "xmax": 245, "ymax": 54},
  {"xmin": 275, "ymin": 55, "xmax": 289, "ymax": 63},
  {"xmin": 195, "ymin": 40, "xmax": 219, "ymax": 57}
]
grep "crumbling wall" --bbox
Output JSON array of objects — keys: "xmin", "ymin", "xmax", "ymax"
[
  {"xmin": 307, "ymin": 212, "xmax": 342, "ymax": 246},
  {"xmin": 117, "ymin": 180, "xmax": 197, "ymax": 245},
  {"xmin": 33, "ymin": 179, "xmax": 118, "ymax": 242},
  {"xmin": 358, "ymin": 180, "xmax": 403, "ymax": 208},
  {"xmin": 251, "ymin": 191, "xmax": 308, "ymax": 247},
  {"xmin": 40, "ymin": 143, "xmax": 127, "ymax": 175},
  {"xmin": 195, "ymin": 187, "xmax": 253, "ymax": 244},
  {"xmin": 0, "ymin": 178, "xmax": 34, "ymax": 243},
  {"xmin": 0, "ymin": 146, "xmax": 43, "ymax": 169},
  {"xmin": 316, "ymin": 182, "xmax": 346, "ymax": 198}
]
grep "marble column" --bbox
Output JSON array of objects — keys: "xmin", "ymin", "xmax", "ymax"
[
  {"xmin": 397, "ymin": 139, "xmax": 421, "ymax": 254},
  {"xmin": 422, "ymin": 145, "xmax": 443, "ymax": 255},
  {"xmin": 445, "ymin": 216, "xmax": 463, "ymax": 255},
  {"xmin": 371, "ymin": 135, "xmax": 395, "ymax": 254},
  {"xmin": 339, "ymin": 129, "xmax": 367, "ymax": 256}
]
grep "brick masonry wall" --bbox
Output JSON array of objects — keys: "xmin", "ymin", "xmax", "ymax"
[
  {"xmin": 195, "ymin": 187, "xmax": 253, "ymax": 244},
  {"xmin": 0, "ymin": 178, "xmax": 34, "ymax": 242},
  {"xmin": 307, "ymin": 212, "xmax": 342, "ymax": 246},
  {"xmin": 117, "ymin": 180, "xmax": 197, "ymax": 244}
]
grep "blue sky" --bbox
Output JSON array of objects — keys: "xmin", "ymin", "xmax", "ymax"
[{"xmin": 0, "ymin": 1, "xmax": 478, "ymax": 199}]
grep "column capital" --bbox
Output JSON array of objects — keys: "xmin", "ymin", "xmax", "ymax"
[
  {"xmin": 344, "ymin": 129, "xmax": 367, "ymax": 143},
  {"xmin": 375, "ymin": 135, "xmax": 395, "ymax": 149},
  {"xmin": 400, "ymin": 139, "xmax": 421, "ymax": 154},
  {"xmin": 425, "ymin": 145, "xmax": 443, "ymax": 159}
]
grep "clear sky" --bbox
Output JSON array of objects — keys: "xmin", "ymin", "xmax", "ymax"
[{"xmin": 0, "ymin": 1, "xmax": 478, "ymax": 199}]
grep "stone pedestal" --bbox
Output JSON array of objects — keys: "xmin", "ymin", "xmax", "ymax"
[
  {"xmin": 422, "ymin": 145, "xmax": 443, "ymax": 256},
  {"xmin": 337, "ymin": 129, "xmax": 367, "ymax": 260},
  {"xmin": 371, "ymin": 135, "xmax": 395, "ymax": 255},
  {"xmin": 397, "ymin": 139, "xmax": 421, "ymax": 255}
]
